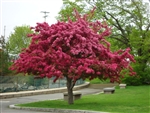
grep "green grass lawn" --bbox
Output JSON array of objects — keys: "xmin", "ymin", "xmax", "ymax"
[
  {"xmin": 86, "ymin": 78, "xmax": 110, "ymax": 84},
  {"xmin": 17, "ymin": 86, "xmax": 150, "ymax": 113}
]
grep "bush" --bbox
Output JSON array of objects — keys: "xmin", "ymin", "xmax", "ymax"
[
  {"xmin": 124, "ymin": 63, "xmax": 150, "ymax": 85},
  {"xmin": 141, "ymin": 66, "xmax": 150, "ymax": 85},
  {"xmin": 122, "ymin": 76, "xmax": 142, "ymax": 86}
]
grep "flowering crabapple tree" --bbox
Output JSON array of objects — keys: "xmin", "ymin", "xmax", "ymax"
[{"xmin": 10, "ymin": 8, "xmax": 136, "ymax": 104}]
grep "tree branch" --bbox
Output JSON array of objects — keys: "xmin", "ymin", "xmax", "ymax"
[
  {"xmin": 131, "ymin": 0, "xmax": 143, "ymax": 31},
  {"xmin": 110, "ymin": 34, "xmax": 130, "ymax": 47},
  {"xmin": 105, "ymin": 11, "xmax": 129, "ymax": 44}
]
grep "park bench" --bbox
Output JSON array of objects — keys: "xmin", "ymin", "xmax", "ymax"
[
  {"xmin": 63, "ymin": 91, "xmax": 82, "ymax": 101},
  {"xmin": 119, "ymin": 84, "xmax": 126, "ymax": 89},
  {"xmin": 103, "ymin": 87, "xmax": 115, "ymax": 94}
]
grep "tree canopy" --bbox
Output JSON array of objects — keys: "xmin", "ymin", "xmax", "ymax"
[
  {"xmin": 57, "ymin": 0, "xmax": 86, "ymax": 22},
  {"xmin": 7, "ymin": 25, "xmax": 33, "ymax": 55}
]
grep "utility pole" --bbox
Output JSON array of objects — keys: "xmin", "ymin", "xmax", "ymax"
[
  {"xmin": 4, "ymin": 26, "xmax": 6, "ymax": 38},
  {"xmin": 41, "ymin": 11, "xmax": 50, "ymax": 22}
]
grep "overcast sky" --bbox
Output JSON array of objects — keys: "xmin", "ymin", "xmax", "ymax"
[{"xmin": 0, "ymin": 0, "xmax": 63, "ymax": 39}]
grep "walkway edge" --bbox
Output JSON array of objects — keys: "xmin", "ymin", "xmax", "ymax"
[
  {"xmin": 9, "ymin": 104, "xmax": 109, "ymax": 113},
  {"xmin": 0, "ymin": 82, "xmax": 90, "ymax": 99}
]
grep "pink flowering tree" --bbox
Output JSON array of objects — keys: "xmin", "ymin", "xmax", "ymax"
[{"xmin": 10, "ymin": 9, "xmax": 136, "ymax": 104}]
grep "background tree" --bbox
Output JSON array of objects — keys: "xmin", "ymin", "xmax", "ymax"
[
  {"xmin": 0, "ymin": 36, "xmax": 11, "ymax": 76},
  {"xmin": 89, "ymin": 0, "xmax": 150, "ymax": 85},
  {"xmin": 7, "ymin": 25, "xmax": 33, "ymax": 56},
  {"xmin": 0, "ymin": 25, "xmax": 33, "ymax": 76},
  {"xmin": 57, "ymin": 0, "xmax": 86, "ymax": 22},
  {"xmin": 57, "ymin": 0, "xmax": 150, "ymax": 85},
  {"xmin": 10, "ymin": 9, "xmax": 135, "ymax": 104}
]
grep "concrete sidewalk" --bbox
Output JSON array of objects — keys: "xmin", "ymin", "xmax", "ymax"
[
  {"xmin": 1, "ymin": 83, "xmax": 117, "ymax": 113},
  {"xmin": 0, "ymin": 82, "xmax": 90, "ymax": 99}
]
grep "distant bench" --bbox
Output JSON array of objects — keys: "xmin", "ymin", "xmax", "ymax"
[
  {"xmin": 119, "ymin": 84, "xmax": 126, "ymax": 89},
  {"xmin": 63, "ymin": 91, "xmax": 82, "ymax": 101},
  {"xmin": 103, "ymin": 87, "xmax": 115, "ymax": 94}
]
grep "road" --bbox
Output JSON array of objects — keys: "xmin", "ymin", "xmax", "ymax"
[{"xmin": 0, "ymin": 88, "xmax": 102, "ymax": 113}]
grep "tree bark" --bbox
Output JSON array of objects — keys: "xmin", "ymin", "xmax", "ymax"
[{"xmin": 66, "ymin": 77, "xmax": 74, "ymax": 104}]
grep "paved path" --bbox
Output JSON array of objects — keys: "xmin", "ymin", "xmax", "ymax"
[{"xmin": 1, "ymin": 88, "xmax": 103, "ymax": 113}]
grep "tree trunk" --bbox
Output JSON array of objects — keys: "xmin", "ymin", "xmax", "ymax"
[{"xmin": 66, "ymin": 77, "xmax": 74, "ymax": 104}]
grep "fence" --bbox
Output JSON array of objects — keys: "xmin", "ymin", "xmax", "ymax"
[{"xmin": 0, "ymin": 75, "xmax": 84, "ymax": 93}]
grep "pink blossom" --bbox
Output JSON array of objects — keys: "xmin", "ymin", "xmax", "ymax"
[{"xmin": 10, "ymin": 8, "xmax": 136, "ymax": 83}]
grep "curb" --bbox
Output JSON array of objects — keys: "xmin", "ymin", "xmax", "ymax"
[
  {"xmin": 0, "ymin": 82, "xmax": 90, "ymax": 99},
  {"xmin": 9, "ymin": 104, "xmax": 109, "ymax": 113}
]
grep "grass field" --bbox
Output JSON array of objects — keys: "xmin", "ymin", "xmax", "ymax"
[
  {"xmin": 86, "ymin": 78, "xmax": 110, "ymax": 84},
  {"xmin": 17, "ymin": 86, "xmax": 150, "ymax": 113}
]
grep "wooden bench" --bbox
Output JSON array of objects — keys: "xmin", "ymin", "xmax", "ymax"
[
  {"xmin": 103, "ymin": 87, "xmax": 115, "ymax": 94},
  {"xmin": 63, "ymin": 91, "xmax": 82, "ymax": 101}
]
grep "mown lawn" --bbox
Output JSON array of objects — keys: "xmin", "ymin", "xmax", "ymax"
[
  {"xmin": 18, "ymin": 86, "xmax": 150, "ymax": 113},
  {"xmin": 86, "ymin": 78, "xmax": 110, "ymax": 84}
]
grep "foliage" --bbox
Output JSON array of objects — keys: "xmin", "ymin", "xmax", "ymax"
[
  {"xmin": 57, "ymin": 0, "xmax": 87, "ymax": 22},
  {"xmin": 124, "ymin": 62, "xmax": 150, "ymax": 85},
  {"xmin": 0, "ymin": 36, "xmax": 12, "ymax": 76},
  {"xmin": 86, "ymin": 78, "xmax": 110, "ymax": 84},
  {"xmin": 122, "ymin": 76, "xmax": 142, "ymax": 86},
  {"xmin": 1, "ymin": 25, "xmax": 33, "ymax": 76},
  {"xmin": 18, "ymin": 86, "xmax": 150, "ymax": 113},
  {"xmin": 0, "ymin": 49, "xmax": 12, "ymax": 76},
  {"xmin": 58, "ymin": 0, "xmax": 150, "ymax": 85},
  {"xmin": 88, "ymin": 0, "xmax": 150, "ymax": 85},
  {"xmin": 7, "ymin": 25, "xmax": 33, "ymax": 55},
  {"xmin": 10, "ymin": 9, "xmax": 135, "ymax": 104}
]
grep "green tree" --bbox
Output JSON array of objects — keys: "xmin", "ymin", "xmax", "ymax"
[
  {"xmin": 0, "ymin": 36, "xmax": 11, "ymax": 76},
  {"xmin": 7, "ymin": 25, "xmax": 33, "ymax": 55},
  {"xmin": 57, "ymin": 0, "xmax": 150, "ymax": 85},
  {"xmin": 57, "ymin": 0, "xmax": 88, "ymax": 22}
]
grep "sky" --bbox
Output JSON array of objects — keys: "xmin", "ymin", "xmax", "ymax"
[{"xmin": 0, "ymin": 0, "xmax": 63, "ymax": 39}]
